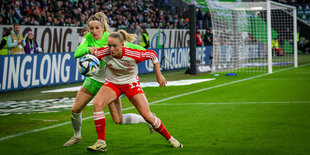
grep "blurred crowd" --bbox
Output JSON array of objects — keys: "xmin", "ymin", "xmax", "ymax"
[
  {"xmin": 0, "ymin": 0, "xmax": 191, "ymax": 29},
  {"xmin": 275, "ymin": 0, "xmax": 310, "ymax": 24}
]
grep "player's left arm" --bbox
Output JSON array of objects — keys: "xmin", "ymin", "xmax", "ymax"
[
  {"xmin": 134, "ymin": 48, "xmax": 167, "ymax": 87},
  {"xmin": 154, "ymin": 62, "xmax": 167, "ymax": 87}
]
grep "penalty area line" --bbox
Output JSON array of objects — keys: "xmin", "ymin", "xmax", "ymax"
[{"xmin": 1, "ymin": 64, "xmax": 309, "ymax": 141}]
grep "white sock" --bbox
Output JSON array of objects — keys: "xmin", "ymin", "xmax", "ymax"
[
  {"xmin": 122, "ymin": 113, "xmax": 146, "ymax": 124},
  {"xmin": 97, "ymin": 139, "xmax": 106, "ymax": 144},
  {"xmin": 71, "ymin": 112, "xmax": 82, "ymax": 138},
  {"xmin": 168, "ymin": 137, "xmax": 175, "ymax": 142}
]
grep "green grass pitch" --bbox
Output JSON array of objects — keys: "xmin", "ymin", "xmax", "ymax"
[{"xmin": 0, "ymin": 55, "xmax": 310, "ymax": 154}]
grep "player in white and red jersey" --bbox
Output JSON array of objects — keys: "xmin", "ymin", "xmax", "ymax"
[
  {"xmin": 63, "ymin": 12, "xmax": 155, "ymax": 147},
  {"xmin": 87, "ymin": 32, "xmax": 183, "ymax": 152}
]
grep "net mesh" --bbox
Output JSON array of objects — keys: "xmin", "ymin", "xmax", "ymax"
[{"xmin": 207, "ymin": 1, "xmax": 296, "ymax": 73}]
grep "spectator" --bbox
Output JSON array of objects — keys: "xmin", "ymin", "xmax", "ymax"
[
  {"xmin": 272, "ymin": 38, "xmax": 284, "ymax": 56},
  {"xmin": 7, "ymin": 9, "xmax": 18, "ymax": 24},
  {"xmin": 0, "ymin": 29, "xmax": 10, "ymax": 55},
  {"xmin": 0, "ymin": 0, "xmax": 191, "ymax": 29},
  {"xmin": 197, "ymin": 8, "xmax": 203, "ymax": 29},
  {"xmin": 13, "ymin": 1, "xmax": 23, "ymax": 22},
  {"xmin": 203, "ymin": 11, "xmax": 212, "ymax": 29},
  {"xmin": 203, "ymin": 28, "xmax": 213, "ymax": 46},
  {"xmin": 140, "ymin": 27, "xmax": 150, "ymax": 48},
  {"xmin": 196, "ymin": 29, "xmax": 203, "ymax": 47},
  {"xmin": 7, "ymin": 23, "xmax": 25, "ymax": 55},
  {"xmin": 24, "ymin": 31, "xmax": 41, "ymax": 54}
]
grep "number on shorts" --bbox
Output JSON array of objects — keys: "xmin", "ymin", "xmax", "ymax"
[{"xmin": 129, "ymin": 82, "xmax": 140, "ymax": 89}]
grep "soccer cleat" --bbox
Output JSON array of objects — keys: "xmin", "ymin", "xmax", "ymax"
[
  {"xmin": 169, "ymin": 138, "xmax": 183, "ymax": 148},
  {"xmin": 63, "ymin": 137, "xmax": 82, "ymax": 146},
  {"xmin": 87, "ymin": 140, "xmax": 107, "ymax": 152}
]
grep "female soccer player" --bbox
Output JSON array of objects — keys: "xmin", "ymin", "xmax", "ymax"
[
  {"xmin": 64, "ymin": 12, "xmax": 154, "ymax": 146},
  {"xmin": 87, "ymin": 32, "xmax": 183, "ymax": 152}
]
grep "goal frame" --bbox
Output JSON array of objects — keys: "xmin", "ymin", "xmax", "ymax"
[
  {"xmin": 267, "ymin": 0, "xmax": 297, "ymax": 73},
  {"xmin": 207, "ymin": 0, "xmax": 297, "ymax": 74}
]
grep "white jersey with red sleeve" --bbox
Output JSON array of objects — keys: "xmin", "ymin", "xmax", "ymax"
[{"xmin": 96, "ymin": 47, "xmax": 158, "ymax": 85}]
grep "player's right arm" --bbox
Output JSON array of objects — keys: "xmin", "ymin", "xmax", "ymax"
[
  {"xmin": 75, "ymin": 37, "xmax": 91, "ymax": 58},
  {"xmin": 74, "ymin": 34, "xmax": 99, "ymax": 58}
]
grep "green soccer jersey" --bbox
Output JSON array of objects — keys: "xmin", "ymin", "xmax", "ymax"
[
  {"xmin": 74, "ymin": 32, "xmax": 109, "ymax": 58},
  {"xmin": 75, "ymin": 32, "xmax": 145, "ymax": 83},
  {"xmin": 125, "ymin": 42, "xmax": 146, "ymax": 50},
  {"xmin": 75, "ymin": 32, "xmax": 109, "ymax": 83}
]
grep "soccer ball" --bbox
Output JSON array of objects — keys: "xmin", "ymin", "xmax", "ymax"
[{"xmin": 78, "ymin": 54, "xmax": 100, "ymax": 77}]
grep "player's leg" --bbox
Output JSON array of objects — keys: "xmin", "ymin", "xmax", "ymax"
[
  {"xmin": 109, "ymin": 97, "xmax": 156, "ymax": 133},
  {"xmin": 63, "ymin": 86, "xmax": 94, "ymax": 146},
  {"xmin": 109, "ymin": 97, "xmax": 148, "ymax": 124},
  {"xmin": 129, "ymin": 93, "xmax": 183, "ymax": 148},
  {"xmin": 64, "ymin": 78, "xmax": 101, "ymax": 146},
  {"xmin": 87, "ymin": 84, "xmax": 119, "ymax": 152},
  {"xmin": 108, "ymin": 99, "xmax": 123, "ymax": 124}
]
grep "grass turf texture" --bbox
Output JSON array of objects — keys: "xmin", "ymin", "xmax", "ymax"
[{"xmin": 0, "ymin": 55, "xmax": 310, "ymax": 154}]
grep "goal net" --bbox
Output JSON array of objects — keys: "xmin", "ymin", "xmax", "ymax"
[{"xmin": 207, "ymin": 0, "xmax": 297, "ymax": 73}]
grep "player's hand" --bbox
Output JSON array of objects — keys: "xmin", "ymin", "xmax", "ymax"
[
  {"xmin": 89, "ymin": 47, "xmax": 98, "ymax": 55},
  {"xmin": 157, "ymin": 74, "xmax": 167, "ymax": 87}
]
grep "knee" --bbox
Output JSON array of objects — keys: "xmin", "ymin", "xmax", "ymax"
[
  {"xmin": 112, "ymin": 117, "xmax": 122, "ymax": 124},
  {"xmin": 93, "ymin": 97, "xmax": 111, "ymax": 111},
  {"xmin": 93, "ymin": 99, "xmax": 104, "ymax": 111},
  {"xmin": 72, "ymin": 107, "xmax": 82, "ymax": 113},
  {"xmin": 72, "ymin": 109, "xmax": 80, "ymax": 114}
]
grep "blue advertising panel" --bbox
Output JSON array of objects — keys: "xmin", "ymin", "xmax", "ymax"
[
  {"xmin": 0, "ymin": 47, "xmax": 211, "ymax": 92},
  {"xmin": 0, "ymin": 53, "xmax": 85, "ymax": 92},
  {"xmin": 139, "ymin": 46, "xmax": 211, "ymax": 74}
]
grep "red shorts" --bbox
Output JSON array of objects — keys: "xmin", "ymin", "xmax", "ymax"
[{"xmin": 103, "ymin": 81, "xmax": 144, "ymax": 99}]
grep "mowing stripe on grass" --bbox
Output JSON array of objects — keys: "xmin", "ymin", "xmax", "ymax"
[
  {"xmin": 152, "ymin": 101, "xmax": 310, "ymax": 106},
  {"xmin": 1, "ymin": 64, "xmax": 309, "ymax": 141}
]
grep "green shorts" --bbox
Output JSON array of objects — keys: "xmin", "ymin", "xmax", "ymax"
[{"xmin": 83, "ymin": 77, "xmax": 104, "ymax": 95}]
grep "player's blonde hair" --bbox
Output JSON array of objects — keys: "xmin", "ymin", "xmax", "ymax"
[
  {"xmin": 109, "ymin": 32, "xmax": 124, "ymax": 44},
  {"xmin": 117, "ymin": 29, "xmax": 137, "ymax": 43},
  {"xmin": 88, "ymin": 12, "xmax": 112, "ymax": 33},
  {"xmin": 81, "ymin": 25, "xmax": 88, "ymax": 36}
]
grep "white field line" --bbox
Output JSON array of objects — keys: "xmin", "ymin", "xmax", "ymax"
[
  {"xmin": 30, "ymin": 118, "xmax": 59, "ymax": 122},
  {"xmin": 152, "ymin": 101, "xmax": 310, "ymax": 106},
  {"xmin": 1, "ymin": 64, "xmax": 309, "ymax": 141}
]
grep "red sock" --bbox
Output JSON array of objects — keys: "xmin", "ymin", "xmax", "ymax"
[
  {"xmin": 94, "ymin": 112, "xmax": 106, "ymax": 141},
  {"xmin": 153, "ymin": 117, "xmax": 172, "ymax": 140}
]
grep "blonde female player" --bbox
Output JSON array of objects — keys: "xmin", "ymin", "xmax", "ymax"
[
  {"xmin": 63, "ymin": 12, "xmax": 154, "ymax": 146},
  {"xmin": 87, "ymin": 32, "xmax": 183, "ymax": 152}
]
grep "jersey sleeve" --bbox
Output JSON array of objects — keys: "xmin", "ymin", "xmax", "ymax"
[
  {"xmin": 123, "ymin": 47, "xmax": 158, "ymax": 64},
  {"xmin": 95, "ymin": 46, "xmax": 110, "ymax": 60},
  {"xmin": 74, "ymin": 37, "xmax": 89, "ymax": 58}
]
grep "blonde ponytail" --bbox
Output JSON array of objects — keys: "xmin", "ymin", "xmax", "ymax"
[{"xmin": 117, "ymin": 29, "xmax": 137, "ymax": 43}]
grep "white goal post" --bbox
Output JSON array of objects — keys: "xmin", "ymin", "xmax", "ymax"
[{"xmin": 207, "ymin": 0, "xmax": 297, "ymax": 73}]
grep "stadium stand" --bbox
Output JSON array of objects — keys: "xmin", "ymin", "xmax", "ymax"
[
  {"xmin": 0, "ymin": 0, "xmax": 190, "ymax": 29},
  {"xmin": 274, "ymin": 0, "xmax": 310, "ymax": 23}
]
